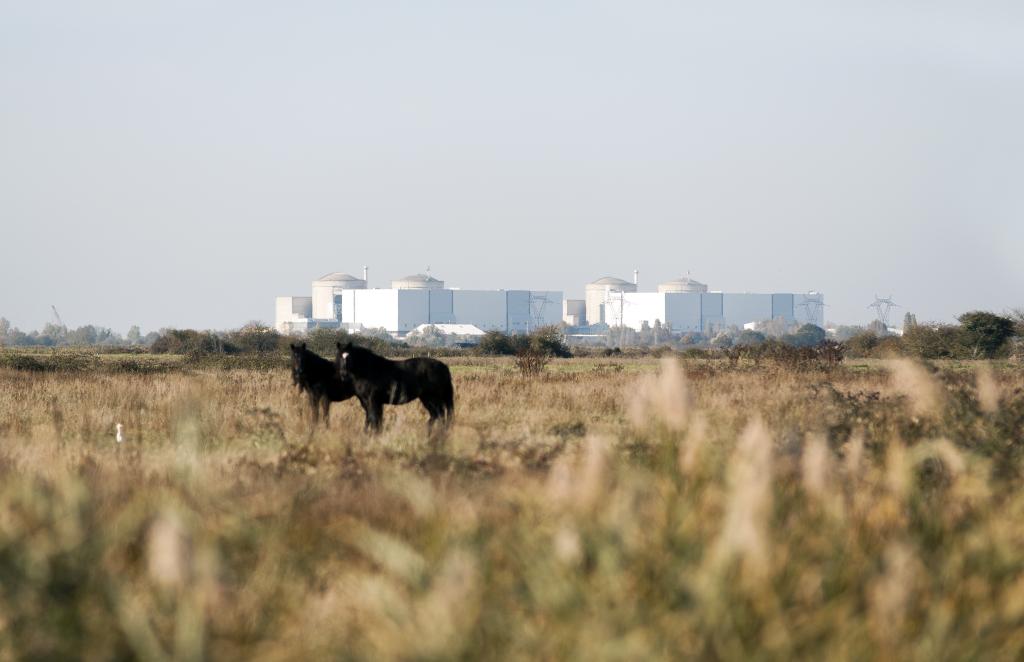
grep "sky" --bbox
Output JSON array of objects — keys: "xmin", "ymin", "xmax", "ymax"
[{"xmin": 1, "ymin": 1, "xmax": 1022, "ymax": 333}]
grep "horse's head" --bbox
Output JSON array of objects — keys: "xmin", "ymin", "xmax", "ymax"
[
  {"xmin": 289, "ymin": 342, "xmax": 307, "ymax": 388},
  {"xmin": 336, "ymin": 341, "xmax": 355, "ymax": 377}
]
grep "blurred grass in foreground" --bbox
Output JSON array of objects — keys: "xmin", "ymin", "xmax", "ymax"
[{"xmin": 1, "ymin": 357, "xmax": 1023, "ymax": 659}]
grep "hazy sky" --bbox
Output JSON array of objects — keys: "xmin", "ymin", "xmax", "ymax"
[{"xmin": 2, "ymin": 1, "xmax": 1022, "ymax": 333}]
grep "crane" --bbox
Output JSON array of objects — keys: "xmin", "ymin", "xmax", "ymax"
[{"xmin": 51, "ymin": 305, "xmax": 66, "ymax": 330}]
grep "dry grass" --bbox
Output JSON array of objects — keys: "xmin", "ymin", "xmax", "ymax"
[{"xmin": 1, "ymin": 356, "xmax": 1024, "ymax": 659}]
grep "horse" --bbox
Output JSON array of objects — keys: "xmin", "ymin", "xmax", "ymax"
[
  {"xmin": 335, "ymin": 341, "xmax": 454, "ymax": 433},
  {"xmin": 289, "ymin": 342, "xmax": 355, "ymax": 427}
]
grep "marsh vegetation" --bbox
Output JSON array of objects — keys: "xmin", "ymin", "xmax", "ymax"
[{"xmin": 1, "ymin": 355, "xmax": 1023, "ymax": 659}]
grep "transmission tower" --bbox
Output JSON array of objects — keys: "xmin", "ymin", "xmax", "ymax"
[
  {"xmin": 528, "ymin": 292, "xmax": 553, "ymax": 332},
  {"xmin": 796, "ymin": 292, "xmax": 825, "ymax": 326},
  {"xmin": 868, "ymin": 295, "xmax": 899, "ymax": 327},
  {"xmin": 603, "ymin": 287, "xmax": 634, "ymax": 347}
]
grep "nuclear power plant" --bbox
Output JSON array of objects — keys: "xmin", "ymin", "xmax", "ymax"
[
  {"xmin": 275, "ymin": 269, "xmax": 823, "ymax": 337},
  {"xmin": 276, "ymin": 269, "xmax": 563, "ymax": 336}
]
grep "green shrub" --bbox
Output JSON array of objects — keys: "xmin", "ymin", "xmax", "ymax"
[{"xmin": 957, "ymin": 311, "xmax": 1016, "ymax": 358}]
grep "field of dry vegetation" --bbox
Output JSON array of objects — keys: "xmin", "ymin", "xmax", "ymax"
[{"xmin": 2, "ymin": 354, "xmax": 1024, "ymax": 659}]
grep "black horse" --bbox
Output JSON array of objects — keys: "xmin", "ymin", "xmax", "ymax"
[
  {"xmin": 289, "ymin": 342, "xmax": 355, "ymax": 427},
  {"xmin": 335, "ymin": 342, "xmax": 454, "ymax": 433}
]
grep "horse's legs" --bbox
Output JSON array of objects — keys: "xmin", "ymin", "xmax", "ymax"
[
  {"xmin": 308, "ymin": 392, "xmax": 320, "ymax": 425},
  {"xmin": 321, "ymin": 397, "xmax": 331, "ymax": 428},
  {"xmin": 368, "ymin": 400, "xmax": 384, "ymax": 432},
  {"xmin": 360, "ymin": 395, "xmax": 383, "ymax": 433},
  {"xmin": 425, "ymin": 403, "xmax": 438, "ymax": 434}
]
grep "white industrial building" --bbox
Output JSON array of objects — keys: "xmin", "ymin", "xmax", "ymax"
[
  {"xmin": 276, "ymin": 270, "xmax": 563, "ymax": 336},
  {"xmin": 572, "ymin": 274, "xmax": 824, "ymax": 333},
  {"xmin": 276, "ymin": 268, "xmax": 822, "ymax": 337}
]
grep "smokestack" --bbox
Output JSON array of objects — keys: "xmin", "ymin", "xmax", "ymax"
[
  {"xmin": 362, "ymin": 265, "xmax": 368, "ymax": 284},
  {"xmin": 633, "ymin": 268, "xmax": 639, "ymax": 286}
]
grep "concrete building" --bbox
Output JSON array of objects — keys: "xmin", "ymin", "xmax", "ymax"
[
  {"xmin": 277, "ymin": 269, "xmax": 562, "ymax": 336},
  {"xmin": 586, "ymin": 273, "xmax": 823, "ymax": 333},
  {"xmin": 311, "ymin": 272, "xmax": 366, "ymax": 320},
  {"xmin": 276, "ymin": 269, "xmax": 819, "ymax": 337},
  {"xmin": 602, "ymin": 290, "xmax": 823, "ymax": 333},
  {"xmin": 657, "ymin": 276, "xmax": 708, "ymax": 294},
  {"xmin": 562, "ymin": 299, "xmax": 586, "ymax": 326},
  {"xmin": 274, "ymin": 296, "xmax": 313, "ymax": 333},
  {"xmin": 392, "ymin": 273, "xmax": 444, "ymax": 290},
  {"xmin": 585, "ymin": 276, "xmax": 637, "ymax": 326}
]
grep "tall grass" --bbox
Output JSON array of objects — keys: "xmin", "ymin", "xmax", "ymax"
[{"xmin": 0, "ymin": 357, "xmax": 1023, "ymax": 658}]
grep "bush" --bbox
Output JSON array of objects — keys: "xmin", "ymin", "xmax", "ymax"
[
  {"xmin": 901, "ymin": 324, "xmax": 963, "ymax": 359},
  {"xmin": 302, "ymin": 328, "xmax": 399, "ymax": 358},
  {"xmin": 528, "ymin": 326, "xmax": 571, "ymax": 358},
  {"xmin": 478, "ymin": 332, "xmax": 527, "ymax": 357},
  {"xmin": 150, "ymin": 329, "xmax": 227, "ymax": 355},
  {"xmin": 514, "ymin": 348, "xmax": 550, "ymax": 376},
  {"xmin": 226, "ymin": 323, "xmax": 285, "ymax": 354},
  {"xmin": 782, "ymin": 324, "xmax": 826, "ymax": 348},
  {"xmin": 957, "ymin": 311, "xmax": 1016, "ymax": 358},
  {"xmin": 736, "ymin": 330, "xmax": 766, "ymax": 347},
  {"xmin": 844, "ymin": 331, "xmax": 880, "ymax": 358}
]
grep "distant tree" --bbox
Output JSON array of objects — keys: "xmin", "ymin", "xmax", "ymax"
[
  {"xmin": 529, "ymin": 326, "xmax": 571, "ymax": 358},
  {"xmin": 126, "ymin": 325, "xmax": 142, "ymax": 344},
  {"xmin": 736, "ymin": 330, "xmax": 766, "ymax": 347},
  {"xmin": 150, "ymin": 329, "xmax": 225, "ymax": 355},
  {"xmin": 406, "ymin": 325, "xmax": 445, "ymax": 348},
  {"xmin": 678, "ymin": 332, "xmax": 705, "ymax": 347},
  {"xmin": 66, "ymin": 325, "xmax": 98, "ymax": 346},
  {"xmin": 1012, "ymin": 308, "xmax": 1024, "ymax": 335},
  {"xmin": 957, "ymin": 311, "xmax": 1016, "ymax": 358},
  {"xmin": 39, "ymin": 322, "xmax": 66, "ymax": 345},
  {"xmin": 228, "ymin": 322, "xmax": 282, "ymax": 353},
  {"xmin": 833, "ymin": 325, "xmax": 868, "ymax": 342},
  {"xmin": 759, "ymin": 316, "xmax": 798, "ymax": 338},
  {"xmin": 843, "ymin": 331, "xmax": 879, "ymax": 357},
  {"xmin": 710, "ymin": 333, "xmax": 733, "ymax": 349},
  {"xmin": 478, "ymin": 331, "xmax": 526, "ymax": 356},
  {"xmin": 867, "ymin": 320, "xmax": 888, "ymax": 336},
  {"xmin": 901, "ymin": 324, "xmax": 962, "ymax": 359},
  {"xmin": 903, "ymin": 312, "xmax": 918, "ymax": 330},
  {"xmin": 783, "ymin": 324, "xmax": 826, "ymax": 348},
  {"xmin": 0, "ymin": 317, "xmax": 9, "ymax": 338}
]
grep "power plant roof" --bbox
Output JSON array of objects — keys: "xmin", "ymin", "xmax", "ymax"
[
  {"xmin": 588, "ymin": 276, "xmax": 632, "ymax": 286},
  {"xmin": 315, "ymin": 272, "xmax": 364, "ymax": 283},
  {"xmin": 397, "ymin": 273, "xmax": 442, "ymax": 283}
]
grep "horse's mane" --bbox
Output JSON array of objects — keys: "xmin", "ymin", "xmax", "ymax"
[{"xmin": 343, "ymin": 344, "xmax": 394, "ymax": 372}]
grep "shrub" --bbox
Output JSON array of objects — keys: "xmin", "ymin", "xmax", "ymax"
[
  {"xmin": 478, "ymin": 331, "xmax": 527, "ymax": 356},
  {"xmin": 844, "ymin": 331, "xmax": 880, "ymax": 358},
  {"xmin": 514, "ymin": 348, "xmax": 550, "ymax": 376},
  {"xmin": 150, "ymin": 329, "xmax": 226, "ymax": 355},
  {"xmin": 303, "ymin": 328, "xmax": 399, "ymax": 358},
  {"xmin": 736, "ymin": 330, "xmax": 766, "ymax": 347},
  {"xmin": 528, "ymin": 326, "xmax": 571, "ymax": 358},
  {"xmin": 901, "ymin": 324, "xmax": 963, "ymax": 359},
  {"xmin": 782, "ymin": 324, "xmax": 826, "ymax": 348},
  {"xmin": 957, "ymin": 311, "xmax": 1016, "ymax": 358},
  {"xmin": 226, "ymin": 323, "xmax": 285, "ymax": 354}
]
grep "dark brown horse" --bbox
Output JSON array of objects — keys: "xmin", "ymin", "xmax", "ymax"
[
  {"xmin": 290, "ymin": 342, "xmax": 355, "ymax": 427},
  {"xmin": 335, "ymin": 342, "xmax": 454, "ymax": 433}
]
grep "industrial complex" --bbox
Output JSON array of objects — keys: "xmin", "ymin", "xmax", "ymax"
[{"xmin": 275, "ymin": 269, "xmax": 824, "ymax": 337}]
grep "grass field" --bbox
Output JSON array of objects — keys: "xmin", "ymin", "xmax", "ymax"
[{"xmin": 1, "ymin": 355, "xmax": 1023, "ymax": 659}]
